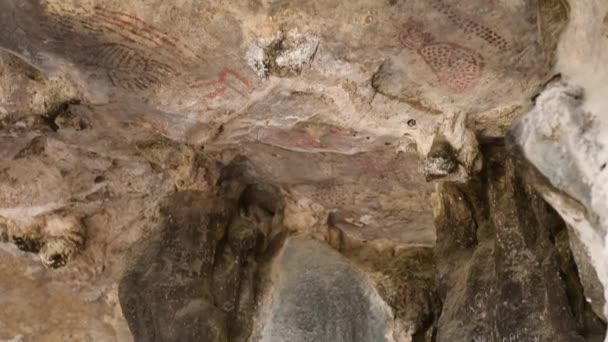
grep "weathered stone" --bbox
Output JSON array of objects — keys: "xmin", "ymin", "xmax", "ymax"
[
  {"xmin": 119, "ymin": 165, "xmax": 285, "ymax": 342},
  {"xmin": 424, "ymin": 135, "xmax": 458, "ymax": 180},
  {"xmin": 510, "ymin": 79, "xmax": 608, "ymax": 322},
  {"xmin": 0, "ymin": 0, "xmax": 605, "ymax": 340},
  {"xmin": 434, "ymin": 144, "xmax": 605, "ymax": 341},
  {"xmin": 251, "ymin": 236, "xmax": 396, "ymax": 342},
  {"xmin": 368, "ymin": 248, "xmax": 440, "ymax": 340}
]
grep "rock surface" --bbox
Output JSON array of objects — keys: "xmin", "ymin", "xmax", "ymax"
[
  {"xmin": 510, "ymin": 80, "xmax": 608, "ymax": 323},
  {"xmin": 434, "ymin": 144, "xmax": 605, "ymax": 341},
  {"xmin": 0, "ymin": 0, "xmax": 607, "ymax": 341},
  {"xmin": 251, "ymin": 236, "xmax": 396, "ymax": 342},
  {"xmin": 120, "ymin": 178, "xmax": 284, "ymax": 342},
  {"xmin": 511, "ymin": 0, "xmax": 608, "ymax": 325}
]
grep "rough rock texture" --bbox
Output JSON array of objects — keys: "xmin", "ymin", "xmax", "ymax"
[
  {"xmin": 1, "ymin": 0, "xmax": 607, "ymax": 341},
  {"xmin": 509, "ymin": 0, "xmax": 608, "ymax": 327},
  {"xmin": 510, "ymin": 80, "xmax": 608, "ymax": 323},
  {"xmin": 352, "ymin": 247, "xmax": 439, "ymax": 341},
  {"xmin": 251, "ymin": 236, "xmax": 396, "ymax": 342},
  {"xmin": 434, "ymin": 144, "xmax": 605, "ymax": 342},
  {"xmin": 0, "ymin": 244, "xmax": 132, "ymax": 341},
  {"xmin": 0, "ymin": 0, "xmax": 563, "ymax": 170},
  {"xmin": 119, "ymin": 168, "xmax": 285, "ymax": 342}
]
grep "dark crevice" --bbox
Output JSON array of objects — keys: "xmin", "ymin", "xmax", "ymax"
[
  {"xmin": 432, "ymin": 141, "xmax": 606, "ymax": 341},
  {"xmin": 119, "ymin": 156, "xmax": 287, "ymax": 342}
]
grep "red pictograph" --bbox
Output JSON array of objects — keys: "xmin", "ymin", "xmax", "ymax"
[
  {"xmin": 400, "ymin": 20, "xmax": 484, "ymax": 93},
  {"xmin": 189, "ymin": 68, "xmax": 253, "ymax": 99},
  {"xmin": 91, "ymin": 6, "xmax": 197, "ymax": 57},
  {"xmin": 429, "ymin": 0, "xmax": 510, "ymax": 51}
]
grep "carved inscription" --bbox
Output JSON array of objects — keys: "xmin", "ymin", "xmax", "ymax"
[{"xmin": 400, "ymin": 21, "xmax": 484, "ymax": 92}]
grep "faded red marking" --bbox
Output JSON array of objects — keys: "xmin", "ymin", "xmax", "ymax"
[
  {"xmin": 95, "ymin": 7, "xmax": 178, "ymax": 44},
  {"xmin": 93, "ymin": 12, "xmax": 174, "ymax": 49},
  {"xmin": 400, "ymin": 20, "xmax": 484, "ymax": 92},
  {"xmin": 94, "ymin": 6, "xmax": 195, "ymax": 55},
  {"xmin": 45, "ymin": 10, "xmax": 135, "ymax": 43},
  {"xmin": 190, "ymin": 68, "xmax": 253, "ymax": 99},
  {"xmin": 429, "ymin": 0, "xmax": 510, "ymax": 51},
  {"xmin": 94, "ymin": 10, "xmax": 177, "ymax": 48},
  {"xmin": 63, "ymin": 14, "xmax": 137, "ymax": 43},
  {"xmin": 319, "ymin": 133, "xmax": 360, "ymax": 152},
  {"xmin": 265, "ymin": 129, "xmax": 323, "ymax": 149}
]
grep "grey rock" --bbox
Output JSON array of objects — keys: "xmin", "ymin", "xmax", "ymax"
[
  {"xmin": 251, "ymin": 236, "xmax": 394, "ymax": 342},
  {"xmin": 119, "ymin": 164, "xmax": 285, "ymax": 342}
]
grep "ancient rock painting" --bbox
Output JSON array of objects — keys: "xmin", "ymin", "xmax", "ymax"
[
  {"xmin": 258, "ymin": 126, "xmax": 377, "ymax": 154},
  {"xmin": 80, "ymin": 43, "xmax": 177, "ymax": 90},
  {"xmin": 400, "ymin": 21, "xmax": 484, "ymax": 92},
  {"xmin": 40, "ymin": 5, "xmax": 254, "ymax": 100},
  {"xmin": 262, "ymin": 128, "xmax": 324, "ymax": 150},
  {"xmin": 40, "ymin": 4, "xmax": 203, "ymax": 90},
  {"xmin": 44, "ymin": 3, "xmax": 198, "ymax": 58},
  {"xmin": 318, "ymin": 128, "xmax": 361, "ymax": 153},
  {"xmin": 190, "ymin": 68, "xmax": 254, "ymax": 99},
  {"xmin": 429, "ymin": 0, "xmax": 510, "ymax": 51},
  {"xmin": 93, "ymin": 7, "xmax": 183, "ymax": 51}
]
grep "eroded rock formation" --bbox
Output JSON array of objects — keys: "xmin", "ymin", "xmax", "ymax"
[
  {"xmin": 434, "ymin": 144, "xmax": 605, "ymax": 341},
  {"xmin": 120, "ymin": 164, "xmax": 285, "ymax": 342},
  {"xmin": 1, "ymin": 0, "xmax": 608, "ymax": 341}
]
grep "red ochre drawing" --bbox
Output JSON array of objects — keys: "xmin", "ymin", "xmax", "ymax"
[
  {"xmin": 429, "ymin": 0, "xmax": 510, "ymax": 51},
  {"xmin": 91, "ymin": 6, "xmax": 197, "ymax": 57},
  {"xmin": 318, "ymin": 131, "xmax": 362, "ymax": 153},
  {"xmin": 190, "ymin": 68, "xmax": 254, "ymax": 99},
  {"xmin": 45, "ymin": 4, "xmax": 200, "ymax": 59},
  {"xmin": 267, "ymin": 129, "xmax": 321, "ymax": 149},
  {"xmin": 261, "ymin": 126, "xmax": 368, "ymax": 154},
  {"xmin": 399, "ymin": 21, "xmax": 484, "ymax": 92}
]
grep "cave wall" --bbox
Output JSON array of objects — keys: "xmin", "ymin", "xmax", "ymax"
[
  {"xmin": 509, "ymin": 0, "xmax": 608, "ymax": 323},
  {"xmin": 114, "ymin": 147, "xmax": 607, "ymax": 342},
  {"xmin": 433, "ymin": 144, "xmax": 605, "ymax": 341},
  {"xmin": 1, "ymin": 0, "xmax": 607, "ymax": 340}
]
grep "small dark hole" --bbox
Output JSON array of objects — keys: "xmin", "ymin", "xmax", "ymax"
[
  {"xmin": 601, "ymin": 163, "xmax": 607, "ymax": 171},
  {"xmin": 366, "ymin": 136, "xmax": 370, "ymax": 140},
  {"xmin": 407, "ymin": 119, "xmax": 417, "ymax": 127},
  {"xmin": 49, "ymin": 254, "xmax": 66, "ymax": 268},
  {"xmin": 384, "ymin": 142, "xmax": 391, "ymax": 146},
  {"xmin": 94, "ymin": 175, "xmax": 105, "ymax": 183},
  {"xmin": 13, "ymin": 237, "xmax": 41, "ymax": 253}
]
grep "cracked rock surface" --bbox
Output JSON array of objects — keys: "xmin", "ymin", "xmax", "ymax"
[{"xmin": 1, "ymin": 0, "xmax": 608, "ymax": 341}]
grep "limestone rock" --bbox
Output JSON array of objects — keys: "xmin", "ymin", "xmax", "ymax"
[
  {"xmin": 119, "ymin": 176, "xmax": 285, "ymax": 342},
  {"xmin": 433, "ymin": 144, "xmax": 605, "ymax": 341},
  {"xmin": 510, "ymin": 79, "xmax": 608, "ymax": 322},
  {"xmin": 0, "ymin": 0, "xmax": 606, "ymax": 340},
  {"xmin": 251, "ymin": 236, "xmax": 396, "ymax": 342}
]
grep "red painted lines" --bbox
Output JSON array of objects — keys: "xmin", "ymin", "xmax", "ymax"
[
  {"xmin": 400, "ymin": 21, "xmax": 484, "ymax": 93},
  {"xmin": 190, "ymin": 68, "xmax": 253, "ymax": 99},
  {"xmin": 93, "ymin": 6, "xmax": 196, "ymax": 56}
]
